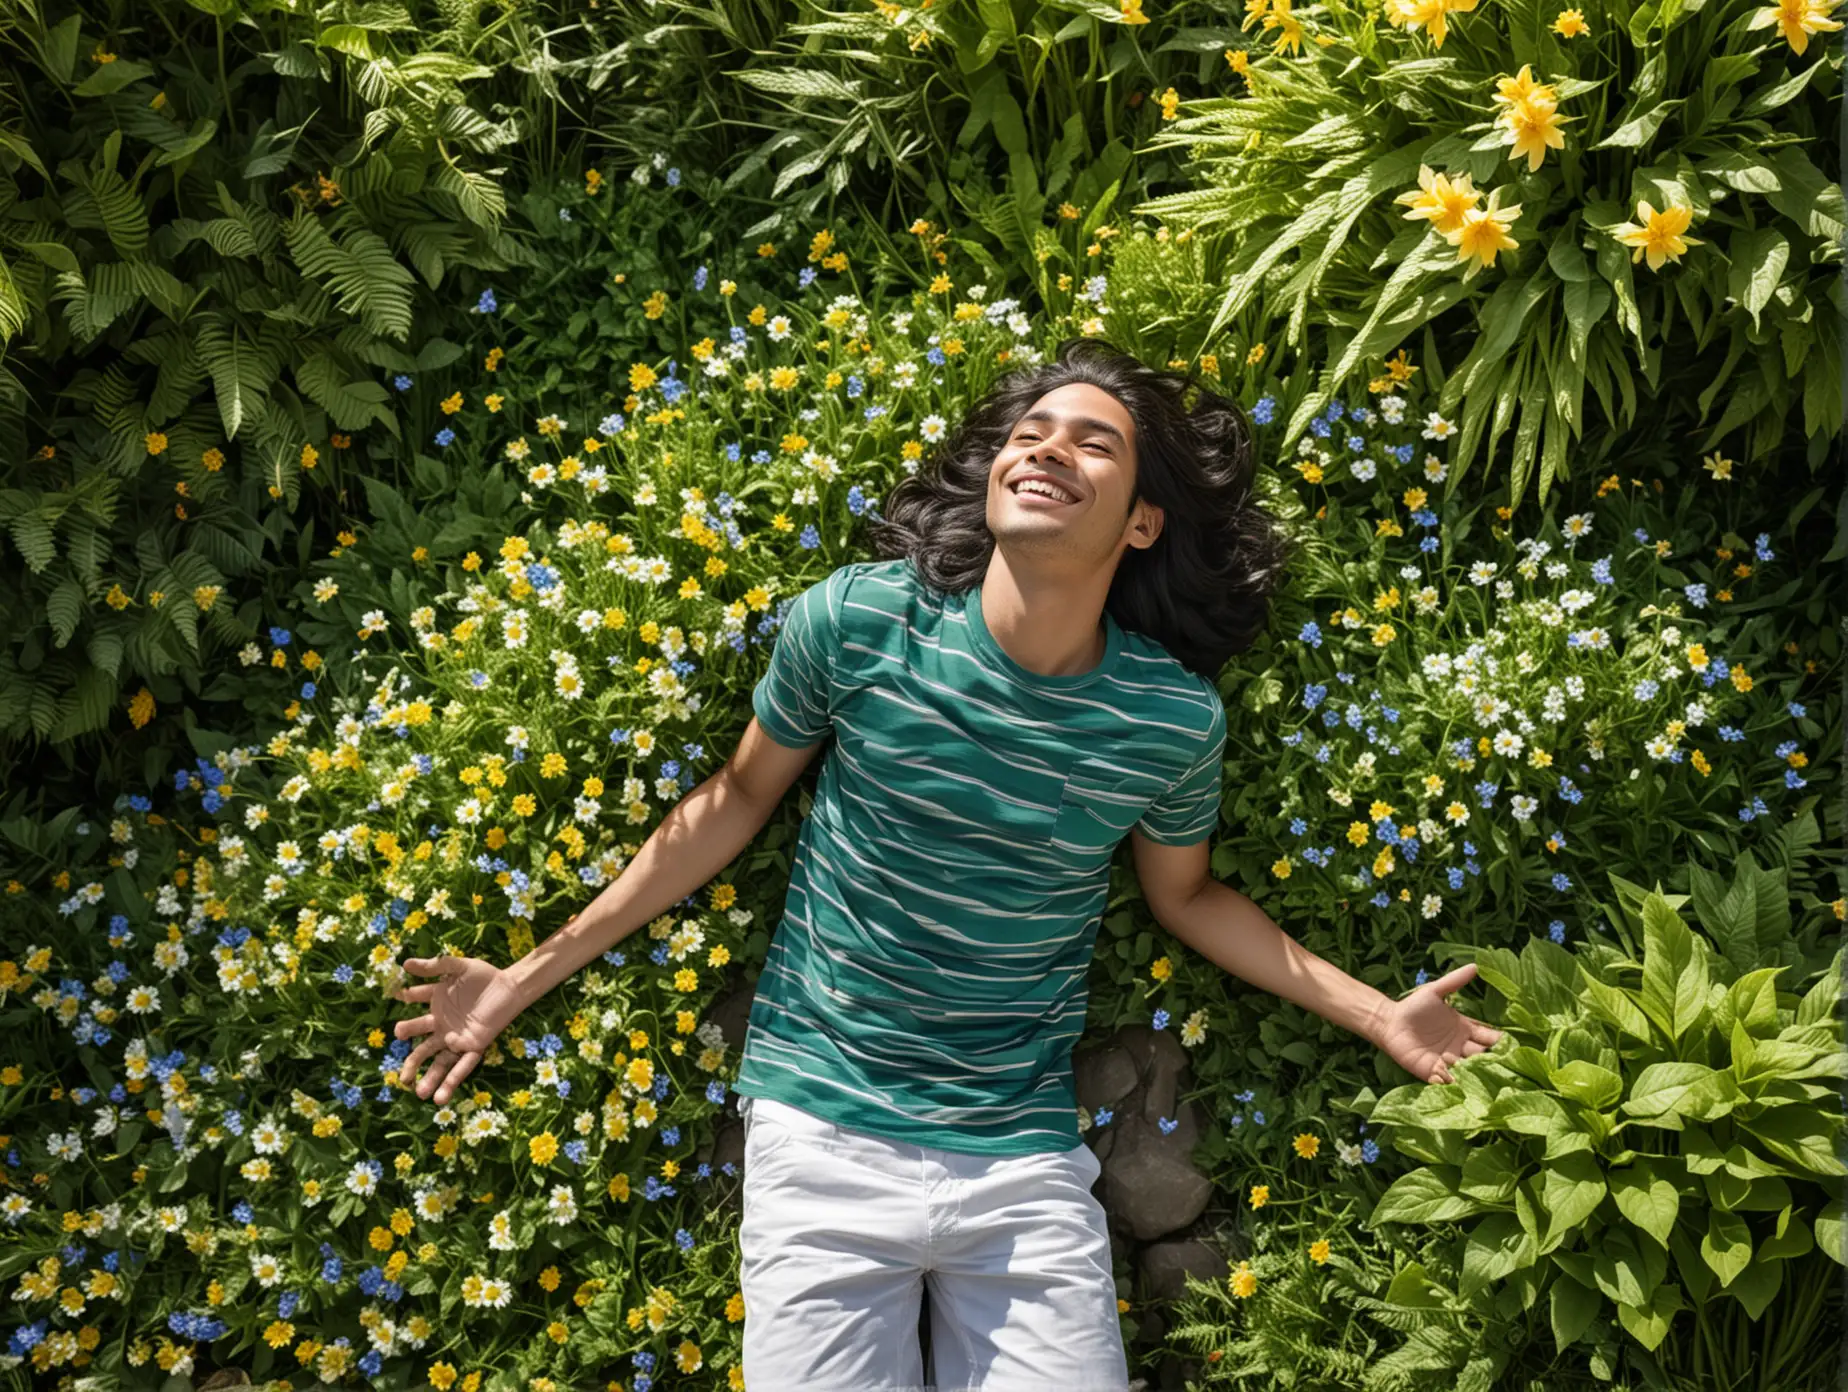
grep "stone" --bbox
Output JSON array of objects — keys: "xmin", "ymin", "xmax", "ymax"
[
  {"xmin": 1138, "ymin": 1239, "xmax": 1228, "ymax": 1302},
  {"xmin": 1098, "ymin": 1112, "xmax": 1213, "ymax": 1243}
]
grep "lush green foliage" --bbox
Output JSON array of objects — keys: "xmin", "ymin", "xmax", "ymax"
[
  {"xmin": 1364, "ymin": 863, "xmax": 1842, "ymax": 1384},
  {"xmin": 1134, "ymin": 0, "xmax": 1843, "ymax": 500},
  {"xmin": 0, "ymin": 0, "xmax": 532, "ymax": 788},
  {"xmin": 0, "ymin": 1, "xmax": 1839, "ymax": 1390}
]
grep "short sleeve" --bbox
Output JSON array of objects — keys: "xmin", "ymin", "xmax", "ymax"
[
  {"xmin": 1134, "ymin": 694, "xmax": 1227, "ymax": 845},
  {"xmin": 752, "ymin": 569, "xmax": 846, "ymax": 748}
]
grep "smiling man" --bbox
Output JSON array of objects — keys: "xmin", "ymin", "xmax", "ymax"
[{"xmin": 390, "ymin": 337, "xmax": 1503, "ymax": 1392}]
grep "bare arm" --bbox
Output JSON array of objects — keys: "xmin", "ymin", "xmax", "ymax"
[{"xmin": 505, "ymin": 718, "xmax": 825, "ymax": 1010}]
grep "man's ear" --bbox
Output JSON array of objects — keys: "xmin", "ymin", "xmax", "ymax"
[{"xmin": 1127, "ymin": 500, "xmax": 1164, "ymax": 551}]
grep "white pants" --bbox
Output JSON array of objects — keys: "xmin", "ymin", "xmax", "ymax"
[{"xmin": 738, "ymin": 1094, "xmax": 1130, "ymax": 1391}]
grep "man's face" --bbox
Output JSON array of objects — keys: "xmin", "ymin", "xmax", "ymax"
[{"xmin": 986, "ymin": 382, "xmax": 1159, "ymax": 565}]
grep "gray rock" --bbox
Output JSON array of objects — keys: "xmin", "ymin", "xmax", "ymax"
[
  {"xmin": 1139, "ymin": 1238, "xmax": 1228, "ymax": 1302},
  {"xmin": 1080, "ymin": 1023, "xmax": 1215, "ymax": 1244},
  {"xmin": 1098, "ymin": 1112, "xmax": 1213, "ymax": 1243}
]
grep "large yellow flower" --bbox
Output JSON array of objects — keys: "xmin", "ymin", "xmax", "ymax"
[
  {"xmin": 1492, "ymin": 62, "xmax": 1557, "ymax": 108},
  {"xmin": 1382, "ymin": 0, "xmax": 1476, "ymax": 46},
  {"xmin": 1747, "ymin": 0, "xmax": 1842, "ymax": 53},
  {"xmin": 1610, "ymin": 199, "xmax": 1704, "ymax": 271},
  {"xmin": 1442, "ymin": 188, "xmax": 1523, "ymax": 278},
  {"xmin": 1394, "ymin": 164, "xmax": 1481, "ymax": 235},
  {"xmin": 1503, "ymin": 96, "xmax": 1570, "ymax": 171}
]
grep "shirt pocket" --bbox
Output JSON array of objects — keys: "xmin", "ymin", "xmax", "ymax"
[{"xmin": 1050, "ymin": 758, "xmax": 1147, "ymax": 867}]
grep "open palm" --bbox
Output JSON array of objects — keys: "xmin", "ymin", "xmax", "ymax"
[
  {"xmin": 392, "ymin": 955, "xmax": 527, "ymax": 1105},
  {"xmin": 1375, "ymin": 962, "xmax": 1504, "ymax": 1084}
]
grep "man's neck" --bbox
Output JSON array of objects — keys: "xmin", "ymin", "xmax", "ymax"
[{"xmin": 977, "ymin": 551, "xmax": 1112, "ymax": 678}]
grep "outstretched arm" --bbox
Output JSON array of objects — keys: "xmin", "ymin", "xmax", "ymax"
[{"xmin": 1129, "ymin": 831, "xmax": 1503, "ymax": 1083}]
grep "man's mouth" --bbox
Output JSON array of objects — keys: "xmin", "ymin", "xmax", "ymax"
[{"xmin": 1009, "ymin": 478, "xmax": 1079, "ymax": 506}]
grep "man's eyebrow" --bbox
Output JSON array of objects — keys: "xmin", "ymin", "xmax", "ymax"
[{"xmin": 1016, "ymin": 408, "xmax": 1128, "ymax": 447}]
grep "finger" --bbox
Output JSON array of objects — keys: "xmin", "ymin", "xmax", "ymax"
[
  {"xmin": 1469, "ymin": 1021, "xmax": 1504, "ymax": 1046},
  {"xmin": 419, "ymin": 1050, "xmax": 458, "ymax": 1099},
  {"xmin": 399, "ymin": 957, "xmax": 445, "ymax": 977},
  {"xmin": 402, "ymin": 1037, "xmax": 446, "ymax": 1091},
  {"xmin": 395, "ymin": 983, "xmax": 437, "ymax": 1005},
  {"xmin": 1429, "ymin": 963, "xmax": 1480, "ymax": 997},
  {"xmin": 433, "ymin": 1051, "xmax": 481, "ymax": 1107},
  {"xmin": 1429, "ymin": 1062, "xmax": 1454, "ymax": 1084},
  {"xmin": 394, "ymin": 1013, "xmax": 437, "ymax": 1042},
  {"xmin": 1460, "ymin": 1039, "xmax": 1487, "ymax": 1057}
]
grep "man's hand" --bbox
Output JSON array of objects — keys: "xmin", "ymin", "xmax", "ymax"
[
  {"xmin": 392, "ymin": 956, "xmax": 527, "ymax": 1104},
  {"xmin": 1372, "ymin": 962, "xmax": 1504, "ymax": 1084}
]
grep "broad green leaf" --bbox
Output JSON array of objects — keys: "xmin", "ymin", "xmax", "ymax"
[
  {"xmin": 1749, "ymin": 1106, "xmax": 1847, "ymax": 1177},
  {"xmin": 1726, "ymin": 1255, "xmax": 1783, "ymax": 1320},
  {"xmin": 72, "ymin": 57, "xmax": 154, "ymax": 97},
  {"xmin": 1795, "ymin": 953, "xmax": 1841, "ymax": 1026},
  {"xmin": 1549, "ymin": 1274, "xmax": 1601, "ymax": 1351},
  {"xmin": 1639, "ymin": 894, "xmax": 1706, "ymax": 1040},
  {"xmin": 1624, "ymin": 1062, "xmax": 1739, "ymax": 1126},
  {"xmin": 1701, "ymin": 1210, "xmax": 1751, "ymax": 1287},
  {"xmin": 1815, "ymin": 1194, "xmax": 1845, "ymax": 1265},
  {"xmin": 1461, "ymin": 1212, "xmax": 1535, "ymax": 1298},
  {"xmin": 1541, "ymin": 1152, "xmax": 1606, "ymax": 1246},
  {"xmin": 1593, "ymin": 99, "xmax": 1683, "ymax": 151},
  {"xmin": 1726, "ymin": 227, "xmax": 1789, "ymax": 331},
  {"xmin": 1609, "ymin": 1157, "xmax": 1680, "ymax": 1247},
  {"xmin": 1383, "ymin": 1262, "xmax": 1448, "ymax": 1308},
  {"xmin": 1591, "ymin": 1228, "xmax": 1665, "ymax": 1307},
  {"xmin": 1759, "ymin": 1209, "xmax": 1811, "ymax": 1261},
  {"xmin": 1615, "ymin": 1281, "xmax": 1683, "ymax": 1352},
  {"xmin": 1576, "ymin": 970, "xmax": 1653, "ymax": 1043},
  {"xmin": 1370, "ymin": 1166, "xmax": 1482, "ymax": 1225},
  {"xmin": 1459, "ymin": 1141, "xmax": 1520, "ymax": 1204},
  {"xmin": 1550, "ymin": 1059, "xmax": 1622, "ymax": 1111}
]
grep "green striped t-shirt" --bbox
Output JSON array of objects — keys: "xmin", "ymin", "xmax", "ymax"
[{"xmin": 732, "ymin": 557, "xmax": 1227, "ymax": 1155}]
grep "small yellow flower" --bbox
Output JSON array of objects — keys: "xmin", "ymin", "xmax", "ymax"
[
  {"xmin": 1309, "ymin": 1238, "xmax": 1331, "ymax": 1264},
  {"xmin": 1701, "ymin": 451, "xmax": 1734, "ymax": 480},
  {"xmin": 1249, "ymin": 1184, "xmax": 1269, "ymax": 1209},
  {"xmin": 1150, "ymin": 956, "xmax": 1173, "ymax": 983},
  {"xmin": 1292, "ymin": 1132, "xmax": 1321, "ymax": 1159},
  {"xmin": 1394, "ymin": 165, "xmax": 1481, "ymax": 237},
  {"xmin": 1229, "ymin": 1260, "xmax": 1258, "ymax": 1297},
  {"xmin": 1748, "ymin": 0, "xmax": 1842, "ymax": 53},
  {"xmin": 145, "ymin": 431, "xmax": 168, "ymax": 456},
  {"xmin": 1610, "ymin": 199, "xmax": 1704, "ymax": 272},
  {"xmin": 127, "ymin": 688, "xmax": 156, "ymax": 729},
  {"xmin": 1552, "ymin": 7, "xmax": 1590, "ymax": 34},
  {"xmin": 1442, "ymin": 188, "xmax": 1523, "ymax": 278}
]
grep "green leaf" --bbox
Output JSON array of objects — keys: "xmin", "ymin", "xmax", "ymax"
[
  {"xmin": 1591, "ymin": 1228, "xmax": 1665, "ymax": 1307},
  {"xmin": 1540, "ymin": 1152, "xmax": 1606, "ymax": 1246},
  {"xmin": 1726, "ymin": 1254, "xmax": 1782, "ymax": 1319},
  {"xmin": 1610, "ymin": 1157, "xmax": 1680, "ymax": 1247},
  {"xmin": 1550, "ymin": 1060, "xmax": 1622, "ymax": 1111},
  {"xmin": 1593, "ymin": 99, "xmax": 1683, "ymax": 151},
  {"xmin": 1624, "ymin": 1062, "xmax": 1739, "ymax": 1126},
  {"xmin": 1461, "ymin": 1211, "xmax": 1536, "ymax": 1297},
  {"xmin": 1370, "ymin": 1166, "xmax": 1482, "ymax": 1224},
  {"xmin": 1639, "ymin": 894, "xmax": 1707, "ymax": 1040},
  {"xmin": 46, "ymin": 577, "xmax": 85, "ymax": 647},
  {"xmin": 1749, "ymin": 1106, "xmax": 1847, "ymax": 1177},
  {"xmin": 1701, "ymin": 1210, "xmax": 1751, "ymax": 1287},
  {"xmin": 72, "ymin": 57, "xmax": 155, "ymax": 97},
  {"xmin": 1815, "ymin": 1194, "xmax": 1845, "ymax": 1265},
  {"xmin": 1615, "ymin": 1281, "xmax": 1682, "ymax": 1352},
  {"xmin": 1577, "ymin": 969, "xmax": 1654, "ymax": 1043},
  {"xmin": 1549, "ymin": 1273, "xmax": 1601, "ymax": 1351},
  {"xmin": 1726, "ymin": 227, "xmax": 1789, "ymax": 331}
]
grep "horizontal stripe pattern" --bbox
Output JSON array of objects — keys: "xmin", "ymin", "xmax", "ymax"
[{"xmin": 736, "ymin": 557, "xmax": 1226, "ymax": 1155}]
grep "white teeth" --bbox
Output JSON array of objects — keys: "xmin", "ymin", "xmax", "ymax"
[{"xmin": 1013, "ymin": 479, "xmax": 1075, "ymax": 504}]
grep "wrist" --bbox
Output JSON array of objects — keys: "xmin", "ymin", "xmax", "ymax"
[{"xmin": 1357, "ymin": 987, "xmax": 1394, "ymax": 1046}]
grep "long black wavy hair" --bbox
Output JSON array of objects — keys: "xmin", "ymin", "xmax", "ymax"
[{"xmin": 866, "ymin": 337, "xmax": 1292, "ymax": 682}]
